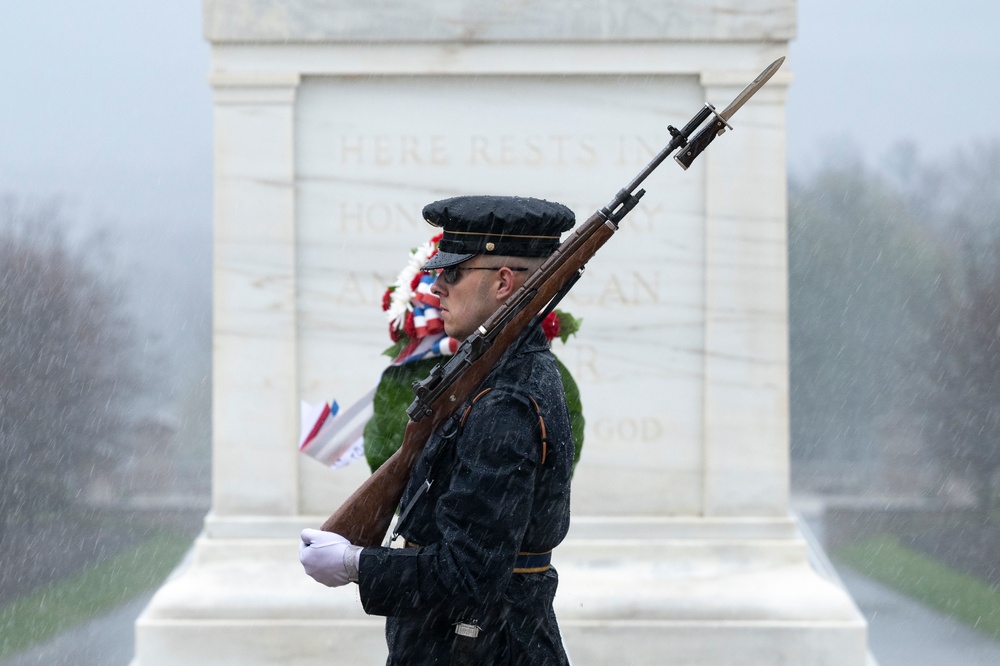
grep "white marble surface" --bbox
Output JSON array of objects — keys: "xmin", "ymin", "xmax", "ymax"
[
  {"xmin": 204, "ymin": 0, "xmax": 796, "ymax": 43},
  {"xmin": 701, "ymin": 77, "xmax": 791, "ymax": 516},
  {"xmin": 211, "ymin": 83, "xmax": 300, "ymax": 517}
]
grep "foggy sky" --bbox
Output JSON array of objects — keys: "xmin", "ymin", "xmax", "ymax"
[{"xmin": 787, "ymin": 0, "xmax": 1000, "ymax": 174}]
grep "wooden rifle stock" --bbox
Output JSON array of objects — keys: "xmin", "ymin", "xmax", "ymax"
[{"xmin": 317, "ymin": 58, "xmax": 787, "ymax": 544}]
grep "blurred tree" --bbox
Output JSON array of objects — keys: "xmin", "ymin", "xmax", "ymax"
[
  {"xmin": 909, "ymin": 142, "xmax": 1000, "ymax": 514},
  {"xmin": 788, "ymin": 156, "xmax": 945, "ymax": 465},
  {"xmin": 916, "ymin": 248, "xmax": 1000, "ymax": 514},
  {"xmin": 0, "ymin": 199, "xmax": 140, "ymax": 521}
]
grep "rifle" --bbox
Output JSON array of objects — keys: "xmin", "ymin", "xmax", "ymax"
[{"xmin": 321, "ymin": 57, "xmax": 785, "ymax": 546}]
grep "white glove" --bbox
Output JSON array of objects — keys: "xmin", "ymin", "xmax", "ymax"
[{"xmin": 299, "ymin": 529, "xmax": 362, "ymax": 587}]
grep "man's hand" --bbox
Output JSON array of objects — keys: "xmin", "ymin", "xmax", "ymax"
[{"xmin": 299, "ymin": 528, "xmax": 361, "ymax": 587}]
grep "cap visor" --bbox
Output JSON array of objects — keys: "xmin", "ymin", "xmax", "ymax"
[{"xmin": 420, "ymin": 250, "xmax": 475, "ymax": 271}]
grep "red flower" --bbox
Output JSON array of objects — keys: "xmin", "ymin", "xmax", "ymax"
[
  {"xmin": 403, "ymin": 311, "xmax": 417, "ymax": 339},
  {"xmin": 381, "ymin": 288, "xmax": 392, "ymax": 312},
  {"xmin": 427, "ymin": 233, "xmax": 444, "ymax": 259},
  {"xmin": 410, "ymin": 273, "xmax": 422, "ymax": 291},
  {"xmin": 389, "ymin": 322, "xmax": 402, "ymax": 343},
  {"xmin": 542, "ymin": 311, "xmax": 561, "ymax": 340}
]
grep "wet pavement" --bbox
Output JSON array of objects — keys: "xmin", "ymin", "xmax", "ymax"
[
  {"xmin": 838, "ymin": 564, "xmax": 1000, "ymax": 666},
  {"xmin": 0, "ymin": 591, "xmax": 151, "ymax": 666}
]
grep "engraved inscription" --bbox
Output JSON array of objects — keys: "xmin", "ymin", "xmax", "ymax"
[
  {"xmin": 333, "ymin": 199, "xmax": 668, "ymax": 236},
  {"xmin": 593, "ymin": 417, "xmax": 664, "ymax": 443},
  {"xmin": 332, "ymin": 134, "xmax": 665, "ymax": 169},
  {"xmin": 330, "ymin": 271, "xmax": 396, "ymax": 306},
  {"xmin": 615, "ymin": 135, "xmax": 665, "ymax": 167},
  {"xmin": 469, "ymin": 135, "xmax": 597, "ymax": 168},
  {"xmin": 565, "ymin": 271, "xmax": 661, "ymax": 307},
  {"xmin": 620, "ymin": 201, "xmax": 666, "ymax": 234},
  {"xmin": 339, "ymin": 135, "xmax": 451, "ymax": 167},
  {"xmin": 338, "ymin": 202, "xmax": 426, "ymax": 234},
  {"xmin": 561, "ymin": 343, "xmax": 601, "ymax": 383}
]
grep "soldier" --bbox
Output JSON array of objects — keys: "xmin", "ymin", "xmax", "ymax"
[{"xmin": 300, "ymin": 195, "xmax": 577, "ymax": 665}]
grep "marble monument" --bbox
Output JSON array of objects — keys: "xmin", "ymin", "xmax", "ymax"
[{"xmin": 133, "ymin": 1, "xmax": 868, "ymax": 663}]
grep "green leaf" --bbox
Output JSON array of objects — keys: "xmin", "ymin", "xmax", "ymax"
[
  {"xmin": 554, "ymin": 309, "xmax": 582, "ymax": 344},
  {"xmin": 381, "ymin": 340, "xmax": 407, "ymax": 359}
]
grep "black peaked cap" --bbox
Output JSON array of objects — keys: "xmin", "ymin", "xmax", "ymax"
[{"xmin": 420, "ymin": 195, "xmax": 575, "ymax": 270}]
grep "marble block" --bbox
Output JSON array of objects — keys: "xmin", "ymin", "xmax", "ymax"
[{"xmin": 204, "ymin": 0, "xmax": 796, "ymax": 43}]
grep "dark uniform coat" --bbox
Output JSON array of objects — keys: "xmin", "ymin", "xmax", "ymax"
[{"xmin": 358, "ymin": 326, "xmax": 574, "ymax": 665}]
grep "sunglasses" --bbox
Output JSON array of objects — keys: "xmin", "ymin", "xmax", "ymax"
[{"xmin": 439, "ymin": 265, "xmax": 528, "ymax": 285}]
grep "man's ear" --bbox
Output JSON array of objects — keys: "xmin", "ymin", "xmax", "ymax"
[{"xmin": 494, "ymin": 266, "xmax": 521, "ymax": 301}]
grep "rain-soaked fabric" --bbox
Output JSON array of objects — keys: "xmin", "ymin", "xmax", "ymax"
[{"xmin": 358, "ymin": 325, "xmax": 574, "ymax": 665}]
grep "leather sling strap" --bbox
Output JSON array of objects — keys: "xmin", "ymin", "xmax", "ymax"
[{"xmin": 460, "ymin": 388, "xmax": 549, "ymax": 465}]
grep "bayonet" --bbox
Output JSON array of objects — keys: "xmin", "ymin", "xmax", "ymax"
[
  {"xmin": 675, "ymin": 56, "xmax": 785, "ymax": 170},
  {"xmin": 718, "ymin": 56, "xmax": 785, "ymax": 123}
]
